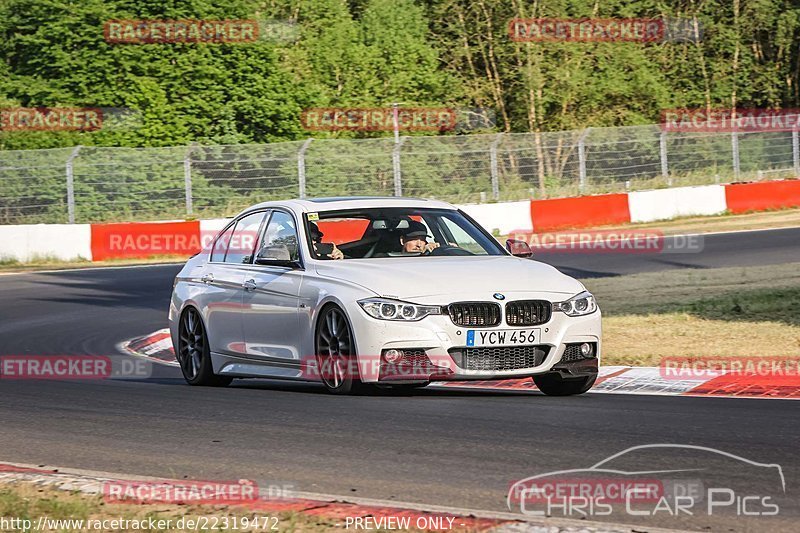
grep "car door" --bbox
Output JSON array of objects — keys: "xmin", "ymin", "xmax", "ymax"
[
  {"xmin": 240, "ymin": 209, "xmax": 304, "ymax": 363},
  {"xmin": 203, "ymin": 210, "xmax": 268, "ymax": 357}
]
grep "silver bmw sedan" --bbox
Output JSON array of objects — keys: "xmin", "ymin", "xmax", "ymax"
[{"xmin": 169, "ymin": 197, "xmax": 601, "ymax": 395}]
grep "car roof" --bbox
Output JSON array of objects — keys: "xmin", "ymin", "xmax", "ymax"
[{"xmin": 244, "ymin": 196, "xmax": 457, "ymax": 215}]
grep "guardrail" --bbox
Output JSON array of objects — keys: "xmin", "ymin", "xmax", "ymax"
[
  {"xmin": 2, "ymin": 179, "xmax": 799, "ymax": 263},
  {"xmin": 2, "ymin": 124, "xmax": 800, "ymax": 224}
]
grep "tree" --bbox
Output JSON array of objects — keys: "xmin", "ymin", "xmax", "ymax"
[{"xmin": 0, "ymin": 0, "xmax": 309, "ymax": 149}]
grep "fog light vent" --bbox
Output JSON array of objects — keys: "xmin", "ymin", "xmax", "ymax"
[{"xmin": 561, "ymin": 343, "xmax": 596, "ymax": 362}]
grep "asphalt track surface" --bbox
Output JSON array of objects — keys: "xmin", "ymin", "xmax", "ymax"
[
  {"xmin": 1, "ymin": 227, "xmax": 799, "ymax": 531},
  {"xmin": 534, "ymin": 226, "xmax": 800, "ymax": 278}
]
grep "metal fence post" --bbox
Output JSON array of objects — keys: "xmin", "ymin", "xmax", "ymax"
[
  {"xmin": 392, "ymin": 137, "xmax": 406, "ymax": 197},
  {"xmin": 578, "ymin": 128, "xmax": 590, "ymax": 193},
  {"xmin": 184, "ymin": 144, "xmax": 194, "ymax": 216},
  {"xmin": 792, "ymin": 129, "xmax": 800, "ymax": 176},
  {"xmin": 297, "ymin": 139, "xmax": 313, "ymax": 198},
  {"xmin": 65, "ymin": 145, "xmax": 82, "ymax": 224},
  {"xmin": 731, "ymin": 131, "xmax": 740, "ymax": 180},
  {"xmin": 489, "ymin": 133, "xmax": 503, "ymax": 201},
  {"xmin": 660, "ymin": 131, "xmax": 671, "ymax": 185}
]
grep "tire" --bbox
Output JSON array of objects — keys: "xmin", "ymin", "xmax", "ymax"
[
  {"xmin": 176, "ymin": 307, "xmax": 233, "ymax": 387},
  {"xmin": 533, "ymin": 373, "xmax": 596, "ymax": 396},
  {"xmin": 315, "ymin": 305, "xmax": 369, "ymax": 395}
]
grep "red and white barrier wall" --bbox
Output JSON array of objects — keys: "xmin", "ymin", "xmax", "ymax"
[
  {"xmin": 627, "ymin": 185, "xmax": 727, "ymax": 223},
  {"xmin": 468, "ymin": 179, "xmax": 800, "ymax": 233},
  {"xmin": 524, "ymin": 178, "xmax": 799, "ymax": 231},
  {"xmin": 0, "ymin": 224, "xmax": 93, "ymax": 262},
  {"xmin": 1, "ymin": 179, "xmax": 799, "ymax": 262}
]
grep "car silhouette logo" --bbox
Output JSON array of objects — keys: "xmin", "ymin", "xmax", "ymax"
[
  {"xmin": 507, "ymin": 443, "xmax": 786, "ymax": 515},
  {"xmin": 493, "ymin": 293, "xmax": 505, "ymax": 300}
]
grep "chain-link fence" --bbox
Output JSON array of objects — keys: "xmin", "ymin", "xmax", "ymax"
[{"xmin": 2, "ymin": 123, "xmax": 799, "ymax": 224}]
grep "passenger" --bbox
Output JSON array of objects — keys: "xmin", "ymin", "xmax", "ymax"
[{"xmin": 309, "ymin": 222, "xmax": 344, "ymax": 260}]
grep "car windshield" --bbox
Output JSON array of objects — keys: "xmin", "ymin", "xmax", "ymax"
[{"xmin": 305, "ymin": 207, "xmax": 505, "ymax": 260}]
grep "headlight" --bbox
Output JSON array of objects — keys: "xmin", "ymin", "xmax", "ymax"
[
  {"xmin": 358, "ymin": 298, "xmax": 442, "ymax": 321},
  {"xmin": 553, "ymin": 291, "xmax": 597, "ymax": 317}
]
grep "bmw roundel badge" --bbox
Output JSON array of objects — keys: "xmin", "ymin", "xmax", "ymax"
[{"xmin": 493, "ymin": 293, "xmax": 505, "ymax": 300}]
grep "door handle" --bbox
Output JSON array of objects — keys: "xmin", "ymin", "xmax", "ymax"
[
  {"xmin": 201, "ymin": 273, "xmax": 214, "ymax": 284},
  {"xmin": 243, "ymin": 279, "xmax": 257, "ymax": 291}
]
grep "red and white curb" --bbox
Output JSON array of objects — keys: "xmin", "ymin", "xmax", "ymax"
[
  {"xmin": 120, "ymin": 329, "xmax": 177, "ymax": 365},
  {"xmin": 121, "ymin": 330, "xmax": 800, "ymax": 400},
  {"xmin": 0, "ymin": 461, "xmax": 682, "ymax": 533}
]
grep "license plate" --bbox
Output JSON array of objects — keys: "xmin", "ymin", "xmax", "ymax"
[{"xmin": 466, "ymin": 328, "xmax": 541, "ymax": 347}]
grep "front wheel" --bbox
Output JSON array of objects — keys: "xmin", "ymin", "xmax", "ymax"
[
  {"xmin": 533, "ymin": 373, "xmax": 596, "ymax": 396},
  {"xmin": 315, "ymin": 305, "xmax": 369, "ymax": 395},
  {"xmin": 177, "ymin": 307, "xmax": 232, "ymax": 387}
]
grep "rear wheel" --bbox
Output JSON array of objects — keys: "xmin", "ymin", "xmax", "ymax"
[
  {"xmin": 315, "ymin": 305, "xmax": 368, "ymax": 395},
  {"xmin": 177, "ymin": 307, "xmax": 232, "ymax": 387},
  {"xmin": 533, "ymin": 373, "xmax": 596, "ymax": 396}
]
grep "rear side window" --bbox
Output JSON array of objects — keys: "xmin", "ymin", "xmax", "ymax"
[
  {"xmin": 225, "ymin": 211, "xmax": 267, "ymax": 264},
  {"xmin": 210, "ymin": 224, "xmax": 234, "ymax": 262}
]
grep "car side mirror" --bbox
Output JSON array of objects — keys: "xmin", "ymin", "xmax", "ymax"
[
  {"xmin": 505, "ymin": 238, "xmax": 533, "ymax": 258},
  {"xmin": 255, "ymin": 245, "xmax": 301, "ymax": 268}
]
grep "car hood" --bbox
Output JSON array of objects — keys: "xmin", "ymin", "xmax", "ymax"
[{"xmin": 313, "ymin": 256, "xmax": 584, "ymax": 301}]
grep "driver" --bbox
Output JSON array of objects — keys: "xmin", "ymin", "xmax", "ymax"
[{"xmin": 397, "ymin": 221, "xmax": 439, "ymax": 255}]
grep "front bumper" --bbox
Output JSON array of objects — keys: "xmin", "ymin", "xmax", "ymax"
[{"xmin": 346, "ymin": 301, "xmax": 601, "ymax": 383}]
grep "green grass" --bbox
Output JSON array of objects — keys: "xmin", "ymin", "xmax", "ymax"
[
  {"xmin": 678, "ymin": 287, "xmax": 800, "ymax": 327},
  {"xmin": 583, "ymin": 262, "xmax": 800, "ymax": 365},
  {"xmin": 0, "ymin": 486, "xmax": 93, "ymax": 521},
  {"xmin": 585, "ymin": 262, "xmax": 800, "ymax": 319},
  {"xmin": 0, "ymin": 483, "xmax": 350, "ymax": 532}
]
